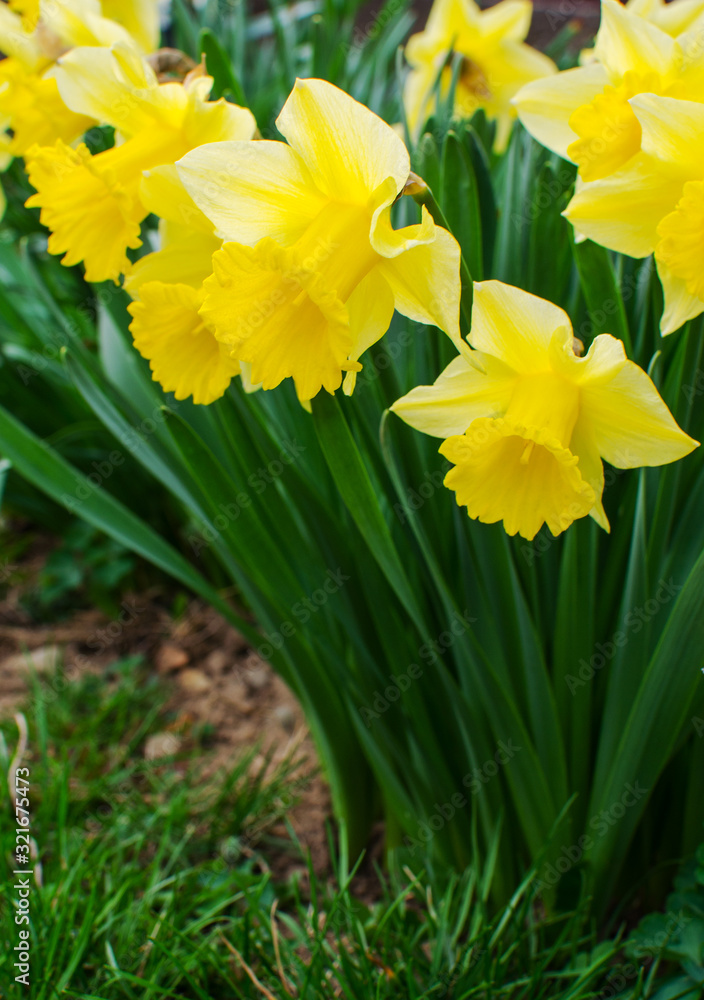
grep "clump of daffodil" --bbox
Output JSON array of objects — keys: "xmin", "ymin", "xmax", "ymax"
[
  {"xmin": 176, "ymin": 78, "xmax": 461, "ymax": 405},
  {"xmin": 391, "ymin": 281, "xmax": 697, "ymax": 540},
  {"xmin": 124, "ymin": 165, "xmax": 257, "ymax": 405},
  {"xmin": 24, "ymin": 43, "xmax": 256, "ymax": 283},
  {"xmin": 0, "ymin": 0, "xmax": 161, "ymax": 155},
  {"xmin": 565, "ymin": 94, "xmax": 704, "ymax": 335},
  {"xmin": 403, "ymin": 0, "xmax": 556, "ymax": 151},
  {"xmin": 513, "ymin": 0, "xmax": 704, "ymax": 183}
]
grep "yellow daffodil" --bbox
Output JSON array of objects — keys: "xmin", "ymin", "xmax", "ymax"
[
  {"xmin": 176, "ymin": 78, "xmax": 461, "ymax": 404},
  {"xmin": 513, "ymin": 0, "xmax": 704, "ymax": 182},
  {"xmin": 0, "ymin": 0, "xmax": 161, "ymax": 155},
  {"xmin": 391, "ymin": 281, "xmax": 696, "ymax": 540},
  {"xmin": 564, "ymin": 94, "xmax": 704, "ymax": 334},
  {"xmin": 125, "ymin": 165, "xmax": 252, "ymax": 405},
  {"xmin": 24, "ymin": 43, "xmax": 256, "ymax": 283},
  {"xmin": 403, "ymin": 0, "xmax": 556, "ymax": 151}
]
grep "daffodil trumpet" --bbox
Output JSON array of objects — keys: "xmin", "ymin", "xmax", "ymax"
[{"xmin": 392, "ymin": 280, "xmax": 697, "ymax": 540}]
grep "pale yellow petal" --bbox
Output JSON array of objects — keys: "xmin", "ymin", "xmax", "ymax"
[
  {"xmin": 101, "ymin": 0, "xmax": 161, "ymax": 53},
  {"xmin": 343, "ymin": 269, "xmax": 396, "ymax": 394},
  {"xmin": 376, "ymin": 223, "xmax": 462, "ymax": 346},
  {"xmin": 139, "ymin": 164, "xmax": 214, "ymax": 234},
  {"xmin": 41, "ymin": 0, "xmax": 136, "ymax": 50},
  {"xmin": 124, "ymin": 224, "xmax": 221, "ymax": 297},
  {"xmin": 480, "ymin": 0, "xmax": 532, "ymax": 42},
  {"xmin": 656, "ymin": 256, "xmax": 704, "ymax": 335},
  {"xmin": 629, "ymin": 94, "xmax": 704, "ymax": 179},
  {"xmin": 595, "ymin": 0, "xmax": 678, "ymax": 78},
  {"xmin": 569, "ymin": 418, "xmax": 609, "ymax": 530},
  {"xmin": 564, "ymin": 154, "xmax": 680, "ymax": 257},
  {"xmin": 176, "ymin": 139, "xmax": 327, "ymax": 245},
  {"xmin": 391, "ymin": 352, "xmax": 516, "ymax": 437},
  {"xmin": 275, "ymin": 78, "xmax": 411, "ymax": 205},
  {"xmin": 128, "ymin": 281, "xmax": 239, "ymax": 405},
  {"xmin": 370, "ymin": 189, "xmax": 436, "ymax": 258},
  {"xmin": 53, "ymin": 42, "xmax": 162, "ymax": 134},
  {"xmin": 513, "ymin": 64, "xmax": 609, "ymax": 160},
  {"xmin": 579, "ymin": 356, "xmax": 698, "ymax": 466},
  {"xmin": 469, "ymin": 280, "xmax": 571, "ymax": 371}
]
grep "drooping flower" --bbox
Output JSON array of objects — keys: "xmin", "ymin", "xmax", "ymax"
[
  {"xmin": 564, "ymin": 94, "xmax": 704, "ymax": 334},
  {"xmin": 125, "ymin": 165, "xmax": 254, "ymax": 405},
  {"xmin": 513, "ymin": 0, "xmax": 704, "ymax": 182},
  {"xmin": 0, "ymin": 0, "xmax": 161, "ymax": 155},
  {"xmin": 176, "ymin": 78, "xmax": 462, "ymax": 404},
  {"xmin": 403, "ymin": 0, "xmax": 556, "ymax": 151},
  {"xmin": 391, "ymin": 281, "xmax": 697, "ymax": 540},
  {"xmin": 24, "ymin": 43, "xmax": 256, "ymax": 283}
]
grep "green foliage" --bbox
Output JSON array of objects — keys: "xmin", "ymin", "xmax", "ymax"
[
  {"xmin": 0, "ymin": 661, "xmax": 634, "ymax": 1000},
  {"xmin": 1, "ymin": 0, "xmax": 703, "ymax": 930}
]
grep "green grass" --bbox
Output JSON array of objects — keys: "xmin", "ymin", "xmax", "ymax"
[{"xmin": 1, "ymin": 653, "xmax": 695, "ymax": 1000}]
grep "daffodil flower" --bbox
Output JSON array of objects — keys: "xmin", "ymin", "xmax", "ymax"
[
  {"xmin": 513, "ymin": 0, "xmax": 704, "ymax": 182},
  {"xmin": 176, "ymin": 78, "xmax": 461, "ymax": 404},
  {"xmin": 0, "ymin": 0, "xmax": 160, "ymax": 155},
  {"xmin": 391, "ymin": 281, "xmax": 697, "ymax": 540},
  {"xmin": 124, "ymin": 165, "xmax": 255, "ymax": 405},
  {"xmin": 564, "ymin": 94, "xmax": 704, "ymax": 334},
  {"xmin": 24, "ymin": 43, "xmax": 256, "ymax": 283},
  {"xmin": 403, "ymin": 0, "xmax": 555, "ymax": 151}
]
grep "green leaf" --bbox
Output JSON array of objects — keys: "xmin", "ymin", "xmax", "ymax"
[
  {"xmin": 571, "ymin": 236, "xmax": 632, "ymax": 354},
  {"xmin": 312, "ymin": 392, "xmax": 426, "ymax": 627},
  {"xmin": 0, "ymin": 402, "xmax": 257, "ymax": 642},
  {"xmin": 199, "ymin": 27, "xmax": 248, "ymax": 106}
]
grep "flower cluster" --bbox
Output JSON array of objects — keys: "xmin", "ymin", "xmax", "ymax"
[
  {"xmin": 1, "ymin": 0, "xmax": 698, "ymax": 540},
  {"xmin": 514, "ymin": 0, "xmax": 704, "ymax": 334}
]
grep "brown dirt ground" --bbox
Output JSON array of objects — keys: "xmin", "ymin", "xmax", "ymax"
[{"xmin": 0, "ymin": 527, "xmax": 336, "ymax": 881}]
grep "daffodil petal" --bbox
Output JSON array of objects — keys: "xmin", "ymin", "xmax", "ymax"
[
  {"xmin": 101, "ymin": 0, "xmax": 161, "ymax": 53},
  {"xmin": 343, "ymin": 269, "xmax": 396, "ymax": 394},
  {"xmin": 564, "ymin": 155, "xmax": 679, "ymax": 257},
  {"xmin": 469, "ymin": 280, "xmax": 571, "ymax": 371},
  {"xmin": 177, "ymin": 140, "xmax": 327, "ymax": 245},
  {"xmin": 124, "ymin": 224, "xmax": 221, "ymax": 297},
  {"xmin": 656, "ymin": 256, "xmax": 704, "ymax": 335},
  {"xmin": 570, "ymin": 418, "xmax": 609, "ymax": 531},
  {"xmin": 140, "ymin": 164, "xmax": 214, "ymax": 234},
  {"xmin": 595, "ymin": 0, "xmax": 677, "ymax": 78},
  {"xmin": 53, "ymin": 42, "xmax": 160, "ymax": 134},
  {"xmin": 580, "ymin": 357, "xmax": 698, "ymax": 467},
  {"xmin": 275, "ymin": 78, "xmax": 411, "ymax": 205},
  {"xmin": 128, "ymin": 281, "xmax": 240, "ymax": 405},
  {"xmin": 391, "ymin": 352, "xmax": 516, "ymax": 438},
  {"xmin": 480, "ymin": 0, "xmax": 532, "ymax": 42},
  {"xmin": 629, "ymin": 94, "xmax": 704, "ymax": 179},
  {"xmin": 513, "ymin": 64, "xmax": 608, "ymax": 160},
  {"xmin": 376, "ymin": 224, "xmax": 462, "ymax": 345},
  {"xmin": 370, "ymin": 187, "xmax": 436, "ymax": 258}
]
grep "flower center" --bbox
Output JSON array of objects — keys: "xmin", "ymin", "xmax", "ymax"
[{"xmin": 656, "ymin": 180, "xmax": 704, "ymax": 302}]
